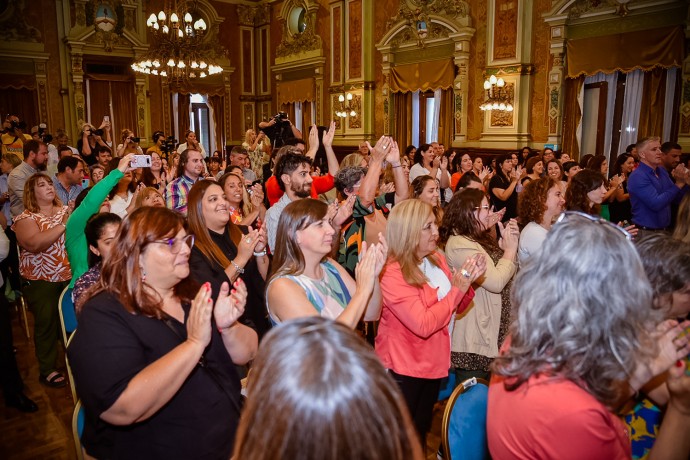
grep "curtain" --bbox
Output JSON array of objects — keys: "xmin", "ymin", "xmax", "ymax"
[
  {"xmin": 663, "ymin": 67, "xmax": 679, "ymax": 142},
  {"xmin": 431, "ymin": 89, "xmax": 441, "ymax": 142},
  {"xmin": 277, "ymin": 79, "xmax": 314, "ymax": 105},
  {"xmin": 0, "ymin": 88, "xmax": 38, "ymax": 128},
  {"xmin": 637, "ymin": 68, "xmax": 667, "ymax": 140},
  {"xmin": 561, "ymin": 76, "xmax": 585, "ymax": 160},
  {"xmin": 437, "ymin": 89, "xmax": 454, "ymax": 149},
  {"xmin": 584, "ymin": 72, "xmax": 618, "ymax": 160},
  {"xmin": 412, "ymin": 92, "xmax": 420, "ymax": 146},
  {"xmin": 207, "ymin": 95, "xmax": 225, "ymax": 151},
  {"xmin": 301, "ymin": 101, "xmax": 313, "ymax": 131},
  {"xmin": 178, "ymin": 93, "xmax": 191, "ymax": 138},
  {"xmin": 566, "ymin": 26, "xmax": 684, "ymax": 78},
  {"xmin": 110, "ymin": 81, "xmax": 137, "ymax": 141},
  {"xmin": 390, "ymin": 59, "xmax": 455, "ymax": 93},
  {"xmin": 393, "ymin": 92, "xmax": 413, "ymax": 149},
  {"xmin": 86, "ymin": 79, "xmax": 111, "ymax": 130},
  {"xmin": 617, "ymin": 70, "xmax": 644, "ymax": 153}
]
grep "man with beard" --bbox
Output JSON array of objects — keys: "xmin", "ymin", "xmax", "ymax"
[
  {"xmin": 8, "ymin": 140, "xmax": 48, "ymax": 218},
  {"xmin": 164, "ymin": 149, "xmax": 203, "ymax": 216},
  {"xmin": 265, "ymin": 152, "xmax": 314, "ymax": 253}
]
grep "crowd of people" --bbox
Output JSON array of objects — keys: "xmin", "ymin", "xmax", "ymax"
[{"xmin": 2, "ymin": 110, "xmax": 690, "ymax": 459}]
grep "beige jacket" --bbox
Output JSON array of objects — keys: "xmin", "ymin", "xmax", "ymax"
[{"xmin": 444, "ymin": 236, "xmax": 517, "ymax": 358}]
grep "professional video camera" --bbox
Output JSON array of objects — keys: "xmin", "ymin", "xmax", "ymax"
[
  {"xmin": 161, "ymin": 136, "xmax": 177, "ymax": 154},
  {"xmin": 37, "ymin": 123, "xmax": 53, "ymax": 144},
  {"xmin": 2, "ymin": 117, "xmax": 27, "ymax": 133},
  {"xmin": 260, "ymin": 112, "xmax": 294, "ymax": 148}
]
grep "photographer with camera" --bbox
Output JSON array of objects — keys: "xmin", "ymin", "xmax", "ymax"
[
  {"xmin": 2, "ymin": 115, "xmax": 32, "ymax": 160},
  {"xmin": 78, "ymin": 120, "xmax": 112, "ymax": 166},
  {"xmin": 259, "ymin": 112, "xmax": 302, "ymax": 149},
  {"xmin": 115, "ymin": 129, "xmax": 144, "ymax": 157},
  {"xmin": 31, "ymin": 124, "xmax": 60, "ymax": 177},
  {"xmin": 147, "ymin": 131, "xmax": 177, "ymax": 160}
]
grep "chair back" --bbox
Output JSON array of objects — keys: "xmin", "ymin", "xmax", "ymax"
[
  {"xmin": 59, "ymin": 286, "xmax": 77, "ymax": 345},
  {"xmin": 65, "ymin": 332, "xmax": 78, "ymax": 403},
  {"xmin": 437, "ymin": 370, "xmax": 457, "ymax": 400},
  {"xmin": 441, "ymin": 377, "xmax": 490, "ymax": 460},
  {"xmin": 72, "ymin": 400, "xmax": 85, "ymax": 460}
]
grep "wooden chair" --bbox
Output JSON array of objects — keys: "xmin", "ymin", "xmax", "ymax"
[{"xmin": 441, "ymin": 377, "xmax": 491, "ymax": 460}]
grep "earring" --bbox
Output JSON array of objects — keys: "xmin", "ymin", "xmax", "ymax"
[{"xmin": 141, "ymin": 267, "xmax": 147, "ymax": 282}]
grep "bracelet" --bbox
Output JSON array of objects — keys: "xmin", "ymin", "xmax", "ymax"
[
  {"xmin": 253, "ymin": 250, "xmax": 267, "ymax": 257},
  {"xmin": 230, "ymin": 259, "xmax": 245, "ymax": 274},
  {"xmin": 391, "ymin": 162, "xmax": 401, "ymax": 169}
]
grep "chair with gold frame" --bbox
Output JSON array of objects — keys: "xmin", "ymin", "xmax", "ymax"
[{"xmin": 441, "ymin": 377, "xmax": 490, "ymax": 460}]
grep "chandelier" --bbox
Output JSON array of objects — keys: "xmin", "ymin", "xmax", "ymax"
[
  {"xmin": 131, "ymin": 3, "xmax": 223, "ymax": 83},
  {"xmin": 335, "ymin": 93, "xmax": 356, "ymax": 118},
  {"xmin": 479, "ymin": 75, "xmax": 513, "ymax": 112}
]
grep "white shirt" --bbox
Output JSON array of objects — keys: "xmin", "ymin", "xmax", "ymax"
[
  {"xmin": 109, "ymin": 191, "xmax": 134, "ymax": 218},
  {"xmin": 518, "ymin": 221, "xmax": 548, "ymax": 266},
  {"xmin": 409, "ymin": 163, "xmax": 453, "ymax": 202},
  {"xmin": 177, "ymin": 142, "xmax": 208, "ymax": 158}
]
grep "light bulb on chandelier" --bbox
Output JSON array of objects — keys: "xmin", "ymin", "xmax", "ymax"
[{"xmin": 133, "ymin": 7, "xmax": 223, "ymax": 83}]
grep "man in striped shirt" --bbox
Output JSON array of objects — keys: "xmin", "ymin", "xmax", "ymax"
[{"xmin": 164, "ymin": 149, "xmax": 203, "ymax": 215}]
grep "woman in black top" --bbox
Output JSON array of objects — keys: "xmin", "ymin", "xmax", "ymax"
[
  {"xmin": 67, "ymin": 207, "xmax": 257, "ymax": 459},
  {"xmin": 489, "ymin": 153, "xmax": 521, "ymax": 220},
  {"xmin": 187, "ymin": 180, "xmax": 272, "ymax": 339}
]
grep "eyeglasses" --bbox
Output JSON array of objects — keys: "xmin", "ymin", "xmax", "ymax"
[
  {"xmin": 150, "ymin": 234, "xmax": 195, "ymax": 253},
  {"xmin": 555, "ymin": 211, "xmax": 632, "ymax": 241}
]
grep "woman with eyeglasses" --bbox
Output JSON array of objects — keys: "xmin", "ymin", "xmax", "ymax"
[
  {"xmin": 488, "ymin": 212, "xmax": 690, "ymax": 459},
  {"xmin": 187, "ymin": 180, "xmax": 272, "ymax": 340},
  {"xmin": 68, "ymin": 206, "xmax": 257, "ymax": 459},
  {"xmin": 440, "ymin": 189, "xmax": 518, "ymax": 384}
]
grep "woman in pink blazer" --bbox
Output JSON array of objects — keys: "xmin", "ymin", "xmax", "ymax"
[{"xmin": 376, "ymin": 199, "xmax": 485, "ymax": 449}]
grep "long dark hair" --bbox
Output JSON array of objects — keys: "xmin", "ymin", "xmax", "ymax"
[
  {"xmin": 84, "ymin": 213, "xmax": 122, "ymax": 267},
  {"xmin": 440, "ymin": 188, "xmax": 497, "ymax": 250},
  {"xmin": 82, "ymin": 207, "xmax": 198, "ymax": 317},
  {"xmin": 565, "ymin": 169, "xmax": 604, "ymax": 215},
  {"xmin": 186, "ymin": 180, "xmax": 243, "ymax": 270}
]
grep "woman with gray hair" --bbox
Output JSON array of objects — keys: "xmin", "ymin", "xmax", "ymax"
[{"xmin": 488, "ymin": 212, "xmax": 690, "ymax": 459}]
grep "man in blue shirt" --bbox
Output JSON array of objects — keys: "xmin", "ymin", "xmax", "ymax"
[
  {"xmin": 52, "ymin": 156, "xmax": 84, "ymax": 211},
  {"xmin": 628, "ymin": 137, "xmax": 689, "ymax": 231}
]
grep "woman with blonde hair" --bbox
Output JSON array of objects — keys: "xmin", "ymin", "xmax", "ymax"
[
  {"xmin": 233, "ymin": 317, "xmax": 423, "ymax": 460},
  {"xmin": 219, "ymin": 172, "xmax": 266, "ymax": 227},
  {"xmin": 243, "ymin": 129, "xmax": 268, "ymax": 180},
  {"xmin": 13, "ymin": 173, "xmax": 72, "ymax": 387},
  {"xmin": 134, "ymin": 186, "xmax": 165, "ymax": 208},
  {"xmin": 167, "ymin": 152, "xmax": 181, "ymax": 179},
  {"xmin": 376, "ymin": 199, "xmax": 484, "ymax": 447}
]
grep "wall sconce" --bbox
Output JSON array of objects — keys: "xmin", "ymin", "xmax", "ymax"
[
  {"xmin": 335, "ymin": 92, "xmax": 356, "ymax": 118},
  {"xmin": 479, "ymin": 74, "xmax": 513, "ymax": 112}
]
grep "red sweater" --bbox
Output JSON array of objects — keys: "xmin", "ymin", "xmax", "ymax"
[
  {"xmin": 375, "ymin": 253, "xmax": 474, "ymax": 379},
  {"xmin": 265, "ymin": 174, "xmax": 335, "ymax": 206}
]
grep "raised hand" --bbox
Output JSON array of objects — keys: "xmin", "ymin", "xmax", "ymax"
[
  {"xmin": 237, "ymin": 227, "xmax": 261, "ymax": 262},
  {"xmin": 333, "ymin": 194, "xmax": 356, "ymax": 227},
  {"xmin": 308, "ymin": 125, "xmax": 319, "ymax": 151},
  {"xmin": 439, "ymin": 155, "xmax": 449, "ymax": 171},
  {"xmin": 479, "ymin": 166, "xmax": 491, "ymax": 182},
  {"xmin": 187, "ymin": 282, "xmax": 214, "ymax": 348},
  {"xmin": 451, "ymin": 253, "xmax": 485, "ymax": 292},
  {"xmin": 366, "ymin": 135, "xmax": 389, "ymax": 163},
  {"xmin": 497, "ymin": 219, "xmax": 519, "ymax": 251},
  {"xmin": 386, "ymin": 139, "xmax": 401, "ymax": 164},
  {"xmin": 322, "ymin": 120, "xmax": 336, "ymax": 148},
  {"xmin": 252, "ymin": 225, "xmax": 267, "ymax": 253},
  {"xmin": 355, "ymin": 241, "xmax": 379, "ymax": 294},
  {"xmin": 214, "ymin": 280, "xmax": 247, "ymax": 331}
]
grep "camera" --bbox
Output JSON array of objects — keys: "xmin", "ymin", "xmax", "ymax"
[
  {"xmin": 272, "ymin": 112, "xmax": 288, "ymax": 123},
  {"xmin": 93, "ymin": 128, "xmax": 105, "ymax": 137},
  {"xmin": 161, "ymin": 136, "xmax": 178, "ymax": 154},
  {"xmin": 38, "ymin": 123, "xmax": 53, "ymax": 144},
  {"xmin": 130, "ymin": 137, "xmax": 141, "ymax": 143},
  {"xmin": 10, "ymin": 119, "xmax": 27, "ymax": 131}
]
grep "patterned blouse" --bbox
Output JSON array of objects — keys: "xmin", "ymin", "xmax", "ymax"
[
  {"xmin": 13, "ymin": 206, "xmax": 72, "ymax": 282},
  {"xmin": 268, "ymin": 259, "xmax": 351, "ymax": 324}
]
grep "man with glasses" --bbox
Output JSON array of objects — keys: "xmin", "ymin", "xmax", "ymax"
[{"xmin": 628, "ymin": 137, "xmax": 690, "ymax": 232}]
